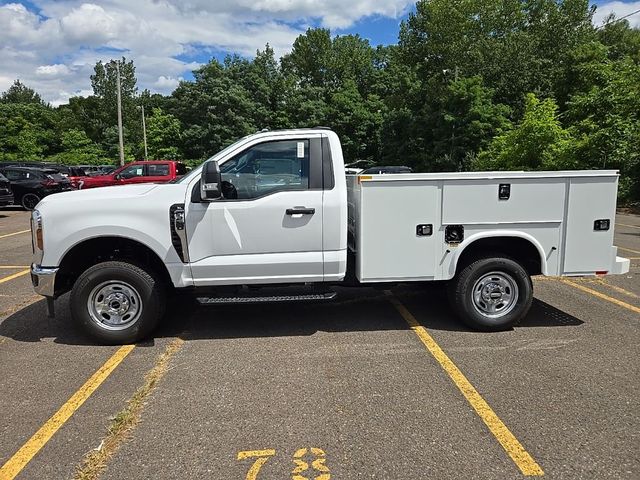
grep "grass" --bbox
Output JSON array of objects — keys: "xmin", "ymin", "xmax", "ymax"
[{"xmin": 74, "ymin": 337, "xmax": 185, "ymax": 480}]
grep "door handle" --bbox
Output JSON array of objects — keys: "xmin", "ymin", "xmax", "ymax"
[{"xmin": 286, "ymin": 207, "xmax": 315, "ymax": 215}]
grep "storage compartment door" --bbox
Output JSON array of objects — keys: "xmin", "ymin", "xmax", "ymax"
[
  {"xmin": 359, "ymin": 181, "xmax": 440, "ymax": 281},
  {"xmin": 563, "ymin": 177, "xmax": 617, "ymax": 274}
]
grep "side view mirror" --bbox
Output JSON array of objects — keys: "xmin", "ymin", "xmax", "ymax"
[{"xmin": 200, "ymin": 161, "xmax": 222, "ymax": 201}]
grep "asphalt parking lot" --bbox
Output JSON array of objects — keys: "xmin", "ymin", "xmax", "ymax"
[{"xmin": 0, "ymin": 207, "xmax": 638, "ymax": 479}]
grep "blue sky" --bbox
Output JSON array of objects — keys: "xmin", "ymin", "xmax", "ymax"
[{"xmin": 0, "ymin": 0, "xmax": 638, "ymax": 105}]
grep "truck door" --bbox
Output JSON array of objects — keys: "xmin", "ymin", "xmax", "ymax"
[{"xmin": 185, "ymin": 135, "xmax": 324, "ymax": 285}]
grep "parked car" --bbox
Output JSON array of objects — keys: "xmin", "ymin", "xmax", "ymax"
[
  {"xmin": 2, "ymin": 162, "xmax": 88, "ymax": 189},
  {"xmin": 3, "ymin": 162, "xmax": 84, "ymax": 177},
  {"xmin": 78, "ymin": 161, "xmax": 188, "ymax": 189},
  {"xmin": 0, "ymin": 172, "xmax": 14, "ymax": 207},
  {"xmin": 0, "ymin": 166, "xmax": 72, "ymax": 210},
  {"xmin": 360, "ymin": 166, "xmax": 413, "ymax": 174}
]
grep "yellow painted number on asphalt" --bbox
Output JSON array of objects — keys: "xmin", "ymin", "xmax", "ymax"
[
  {"xmin": 237, "ymin": 448, "xmax": 330, "ymax": 480},
  {"xmin": 237, "ymin": 449, "xmax": 276, "ymax": 480},
  {"xmin": 292, "ymin": 447, "xmax": 331, "ymax": 480}
]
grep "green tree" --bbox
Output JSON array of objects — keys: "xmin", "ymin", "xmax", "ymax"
[
  {"xmin": 563, "ymin": 42, "xmax": 640, "ymax": 200},
  {"xmin": 1, "ymin": 80, "xmax": 44, "ymax": 105},
  {"xmin": 50, "ymin": 128, "xmax": 104, "ymax": 164},
  {"xmin": 597, "ymin": 16, "xmax": 640, "ymax": 63},
  {"xmin": 146, "ymin": 108, "xmax": 181, "ymax": 159},
  {"xmin": 89, "ymin": 57, "xmax": 141, "ymax": 153},
  {"xmin": 326, "ymin": 80, "xmax": 385, "ymax": 162},
  {"xmin": 0, "ymin": 103, "xmax": 58, "ymax": 161},
  {"xmin": 475, "ymin": 93, "xmax": 576, "ymax": 171},
  {"xmin": 281, "ymin": 28, "xmax": 333, "ymax": 88},
  {"xmin": 399, "ymin": 0, "xmax": 596, "ymax": 108}
]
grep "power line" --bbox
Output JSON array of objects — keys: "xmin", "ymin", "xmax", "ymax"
[{"xmin": 596, "ymin": 8, "xmax": 640, "ymax": 30}]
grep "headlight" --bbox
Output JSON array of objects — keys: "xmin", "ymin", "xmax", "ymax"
[{"xmin": 32, "ymin": 209, "xmax": 43, "ymax": 250}]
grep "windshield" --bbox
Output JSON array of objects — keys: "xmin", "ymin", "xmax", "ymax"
[{"xmin": 173, "ymin": 135, "xmax": 251, "ymax": 184}]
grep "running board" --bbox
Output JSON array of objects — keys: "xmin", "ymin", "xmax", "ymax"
[{"xmin": 196, "ymin": 292, "xmax": 337, "ymax": 305}]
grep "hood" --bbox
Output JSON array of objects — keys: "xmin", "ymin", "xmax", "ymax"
[{"xmin": 38, "ymin": 183, "xmax": 159, "ymax": 208}]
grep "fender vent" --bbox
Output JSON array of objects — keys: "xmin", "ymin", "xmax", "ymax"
[{"xmin": 170, "ymin": 204, "xmax": 187, "ymax": 262}]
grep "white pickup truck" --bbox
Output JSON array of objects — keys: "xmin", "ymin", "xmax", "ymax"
[{"xmin": 30, "ymin": 129, "xmax": 630, "ymax": 344}]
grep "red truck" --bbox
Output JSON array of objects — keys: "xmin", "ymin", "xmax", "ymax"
[{"xmin": 78, "ymin": 161, "xmax": 188, "ymax": 190}]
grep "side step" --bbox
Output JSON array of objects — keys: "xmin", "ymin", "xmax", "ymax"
[{"xmin": 196, "ymin": 292, "xmax": 337, "ymax": 305}]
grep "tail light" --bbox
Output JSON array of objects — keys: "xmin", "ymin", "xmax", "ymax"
[{"xmin": 41, "ymin": 175, "xmax": 57, "ymax": 187}]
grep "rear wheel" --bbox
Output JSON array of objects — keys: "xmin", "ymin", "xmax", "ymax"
[
  {"xmin": 21, "ymin": 193, "xmax": 40, "ymax": 210},
  {"xmin": 70, "ymin": 261, "xmax": 165, "ymax": 344},
  {"xmin": 448, "ymin": 256, "xmax": 533, "ymax": 331}
]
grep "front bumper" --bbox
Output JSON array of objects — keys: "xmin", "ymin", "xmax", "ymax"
[{"xmin": 31, "ymin": 264, "xmax": 59, "ymax": 297}]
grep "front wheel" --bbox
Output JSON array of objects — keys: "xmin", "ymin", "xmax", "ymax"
[
  {"xmin": 70, "ymin": 261, "xmax": 165, "ymax": 344},
  {"xmin": 448, "ymin": 256, "xmax": 533, "ymax": 331}
]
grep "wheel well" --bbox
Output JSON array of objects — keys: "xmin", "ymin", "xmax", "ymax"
[
  {"xmin": 455, "ymin": 237, "xmax": 543, "ymax": 276},
  {"xmin": 55, "ymin": 237, "xmax": 172, "ymax": 296}
]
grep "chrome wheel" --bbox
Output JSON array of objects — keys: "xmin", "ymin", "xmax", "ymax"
[
  {"xmin": 471, "ymin": 271, "xmax": 519, "ymax": 318},
  {"xmin": 87, "ymin": 281, "xmax": 143, "ymax": 331}
]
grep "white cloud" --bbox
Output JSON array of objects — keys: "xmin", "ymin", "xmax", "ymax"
[
  {"xmin": 593, "ymin": 1, "xmax": 640, "ymax": 28},
  {"xmin": 154, "ymin": 75, "xmax": 182, "ymax": 92},
  {"xmin": 36, "ymin": 64, "xmax": 71, "ymax": 76},
  {"xmin": 0, "ymin": 0, "xmax": 413, "ymax": 104}
]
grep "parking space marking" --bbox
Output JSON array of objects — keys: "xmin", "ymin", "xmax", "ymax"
[
  {"xmin": 0, "ymin": 266, "xmax": 29, "ymax": 269},
  {"xmin": 0, "ymin": 269, "xmax": 30, "ymax": 285},
  {"xmin": 616, "ymin": 222, "xmax": 640, "ymax": 230},
  {"xmin": 0, "ymin": 230, "xmax": 30, "ymax": 240},
  {"xmin": 561, "ymin": 280, "xmax": 640, "ymax": 315},
  {"xmin": 0, "ymin": 345, "xmax": 135, "ymax": 480},
  {"xmin": 387, "ymin": 294, "xmax": 544, "ymax": 476},
  {"xmin": 594, "ymin": 280, "xmax": 639, "ymax": 300},
  {"xmin": 618, "ymin": 246, "xmax": 640, "ymax": 255}
]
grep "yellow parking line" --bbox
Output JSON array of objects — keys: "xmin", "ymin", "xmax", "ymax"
[
  {"xmin": 0, "ymin": 266, "xmax": 29, "ymax": 269},
  {"xmin": 387, "ymin": 294, "xmax": 544, "ymax": 476},
  {"xmin": 0, "ymin": 229, "xmax": 30, "ymax": 240},
  {"xmin": 595, "ymin": 280, "xmax": 639, "ymax": 300},
  {"xmin": 616, "ymin": 222, "xmax": 640, "ymax": 230},
  {"xmin": 618, "ymin": 246, "xmax": 640, "ymax": 255},
  {"xmin": 561, "ymin": 279, "xmax": 640, "ymax": 315},
  {"xmin": 0, "ymin": 269, "xmax": 30, "ymax": 284},
  {"xmin": 0, "ymin": 345, "xmax": 135, "ymax": 480}
]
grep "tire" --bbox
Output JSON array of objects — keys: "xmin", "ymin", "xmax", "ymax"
[
  {"xmin": 448, "ymin": 255, "xmax": 533, "ymax": 331},
  {"xmin": 70, "ymin": 261, "xmax": 165, "ymax": 344},
  {"xmin": 21, "ymin": 193, "xmax": 40, "ymax": 210}
]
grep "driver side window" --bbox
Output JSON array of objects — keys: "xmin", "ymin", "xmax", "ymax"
[{"xmin": 220, "ymin": 140, "xmax": 309, "ymax": 200}]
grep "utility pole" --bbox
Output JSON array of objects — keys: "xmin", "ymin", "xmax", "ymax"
[
  {"xmin": 141, "ymin": 104, "xmax": 148, "ymax": 160},
  {"xmin": 115, "ymin": 61, "xmax": 125, "ymax": 166}
]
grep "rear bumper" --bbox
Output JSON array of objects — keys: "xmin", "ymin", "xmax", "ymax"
[
  {"xmin": 0, "ymin": 193, "xmax": 14, "ymax": 206},
  {"xmin": 612, "ymin": 256, "xmax": 630, "ymax": 275},
  {"xmin": 31, "ymin": 264, "xmax": 58, "ymax": 297}
]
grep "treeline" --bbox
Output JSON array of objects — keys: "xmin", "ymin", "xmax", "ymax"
[{"xmin": 0, "ymin": 0, "xmax": 638, "ymax": 201}]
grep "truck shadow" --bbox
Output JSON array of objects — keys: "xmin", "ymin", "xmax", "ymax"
[{"xmin": 0, "ymin": 286, "xmax": 582, "ymax": 346}]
